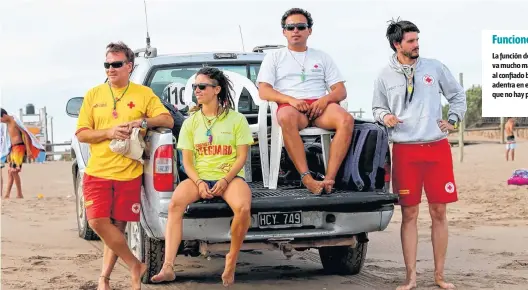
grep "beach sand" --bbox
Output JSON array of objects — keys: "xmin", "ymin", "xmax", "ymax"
[{"xmin": 1, "ymin": 140, "xmax": 527, "ymax": 289}]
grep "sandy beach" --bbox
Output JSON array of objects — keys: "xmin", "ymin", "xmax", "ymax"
[{"xmin": 2, "ymin": 140, "xmax": 528, "ymax": 290}]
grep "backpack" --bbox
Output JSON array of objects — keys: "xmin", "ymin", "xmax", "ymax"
[
  {"xmin": 279, "ymin": 142, "xmax": 326, "ymax": 186},
  {"xmin": 335, "ymin": 121, "xmax": 390, "ymax": 192}
]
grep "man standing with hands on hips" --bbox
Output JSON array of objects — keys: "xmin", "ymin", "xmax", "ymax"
[
  {"xmin": 76, "ymin": 41, "xmax": 173, "ymax": 290},
  {"xmin": 372, "ymin": 19, "xmax": 466, "ymax": 290}
]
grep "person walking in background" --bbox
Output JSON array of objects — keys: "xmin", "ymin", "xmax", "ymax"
[
  {"xmin": 372, "ymin": 19, "xmax": 466, "ymax": 290},
  {"xmin": 0, "ymin": 121, "xmax": 6, "ymax": 195},
  {"xmin": 0, "ymin": 108, "xmax": 37, "ymax": 198},
  {"xmin": 505, "ymin": 117, "xmax": 516, "ymax": 161}
]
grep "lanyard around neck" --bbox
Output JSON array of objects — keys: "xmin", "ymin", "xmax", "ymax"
[
  {"xmin": 404, "ymin": 74, "xmax": 415, "ymax": 103},
  {"xmin": 108, "ymin": 81, "xmax": 130, "ymax": 110}
]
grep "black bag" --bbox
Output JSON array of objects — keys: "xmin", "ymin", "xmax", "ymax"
[
  {"xmin": 335, "ymin": 121, "xmax": 389, "ymax": 191},
  {"xmin": 279, "ymin": 141, "xmax": 326, "ymax": 186}
]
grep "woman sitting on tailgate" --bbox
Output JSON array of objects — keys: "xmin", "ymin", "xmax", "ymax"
[{"xmin": 151, "ymin": 67, "xmax": 253, "ymax": 287}]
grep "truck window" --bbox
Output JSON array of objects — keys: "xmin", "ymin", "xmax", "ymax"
[{"xmin": 147, "ymin": 64, "xmax": 261, "ymax": 116}]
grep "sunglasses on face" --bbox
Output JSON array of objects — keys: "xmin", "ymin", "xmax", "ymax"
[
  {"xmin": 192, "ymin": 83, "xmax": 217, "ymax": 91},
  {"xmin": 104, "ymin": 61, "xmax": 127, "ymax": 69},
  {"xmin": 284, "ymin": 23, "xmax": 309, "ymax": 31}
]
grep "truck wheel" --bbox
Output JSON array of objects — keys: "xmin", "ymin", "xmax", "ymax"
[
  {"xmin": 75, "ymin": 171, "xmax": 99, "ymax": 240},
  {"xmin": 127, "ymin": 222, "xmax": 165, "ymax": 284},
  {"xmin": 318, "ymin": 241, "xmax": 368, "ymax": 275}
]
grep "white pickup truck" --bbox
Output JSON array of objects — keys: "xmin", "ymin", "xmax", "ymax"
[{"xmin": 66, "ymin": 44, "xmax": 398, "ymax": 284}]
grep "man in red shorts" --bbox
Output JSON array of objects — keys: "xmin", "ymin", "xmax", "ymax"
[
  {"xmin": 257, "ymin": 8, "xmax": 354, "ymax": 194},
  {"xmin": 372, "ymin": 20, "xmax": 466, "ymax": 290},
  {"xmin": 76, "ymin": 41, "xmax": 173, "ymax": 290}
]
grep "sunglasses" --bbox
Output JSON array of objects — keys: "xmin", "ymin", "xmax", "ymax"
[
  {"xmin": 284, "ymin": 23, "xmax": 309, "ymax": 31},
  {"xmin": 104, "ymin": 61, "xmax": 127, "ymax": 69},
  {"xmin": 192, "ymin": 83, "xmax": 217, "ymax": 91}
]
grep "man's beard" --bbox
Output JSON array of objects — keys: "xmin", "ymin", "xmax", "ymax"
[{"xmin": 403, "ymin": 50, "xmax": 419, "ymax": 59}]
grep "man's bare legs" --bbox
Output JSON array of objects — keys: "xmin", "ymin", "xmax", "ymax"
[
  {"xmin": 313, "ymin": 103, "xmax": 354, "ymax": 193},
  {"xmin": 397, "ymin": 203, "xmax": 454, "ymax": 290},
  {"xmin": 151, "ymin": 179, "xmax": 201, "ymax": 283},
  {"xmin": 98, "ymin": 220, "xmax": 127, "ymax": 290},
  {"xmin": 220, "ymin": 177, "xmax": 252, "ymax": 286},
  {"xmin": 277, "ymin": 106, "xmax": 325, "ymax": 194},
  {"xmin": 397, "ymin": 204, "xmax": 418, "ymax": 290},
  {"xmin": 88, "ymin": 218, "xmax": 146, "ymax": 290},
  {"xmin": 4, "ymin": 169, "xmax": 23, "ymax": 198},
  {"xmin": 429, "ymin": 203, "xmax": 455, "ymax": 289}
]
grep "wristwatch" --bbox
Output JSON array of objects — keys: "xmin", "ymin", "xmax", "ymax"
[
  {"xmin": 140, "ymin": 119, "xmax": 148, "ymax": 129},
  {"xmin": 448, "ymin": 119, "xmax": 458, "ymax": 129}
]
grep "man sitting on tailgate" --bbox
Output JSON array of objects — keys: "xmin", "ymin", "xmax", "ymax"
[{"xmin": 257, "ymin": 8, "xmax": 354, "ymax": 195}]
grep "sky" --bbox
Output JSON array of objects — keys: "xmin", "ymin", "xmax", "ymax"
[{"xmin": 1, "ymin": 0, "xmax": 527, "ymax": 146}]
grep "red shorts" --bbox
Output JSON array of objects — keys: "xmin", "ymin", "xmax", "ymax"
[
  {"xmin": 83, "ymin": 173, "xmax": 142, "ymax": 221},
  {"xmin": 277, "ymin": 99, "xmax": 317, "ymax": 113},
  {"xmin": 392, "ymin": 138, "xmax": 458, "ymax": 207}
]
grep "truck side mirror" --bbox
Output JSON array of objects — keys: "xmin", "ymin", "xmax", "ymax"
[{"xmin": 66, "ymin": 97, "xmax": 84, "ymax": 118}]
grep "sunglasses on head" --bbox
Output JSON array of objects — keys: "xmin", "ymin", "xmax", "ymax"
[
  {"xmin": 192, "ymin": 83, "xmax": 217, "ymax": 91},
  {"xmin": 284, "ymin": 23, "xmax": 309, "ymax": 31},
  {"xmin": 104, "ymin": 61, "xmax": 127, "ymax": 69}
]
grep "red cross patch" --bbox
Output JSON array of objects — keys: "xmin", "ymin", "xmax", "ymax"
[
  {"xmin": 423, "ymin": 75, "xmax": 435, "ymax": 85},
  {"xmin": 131, "ymin": 203, "xmax": 140, "ymax": 214},
  {"xmin": 128, "ymin": 101, "xmax": 135, "ymax": 109},
  {"xmin": 445, "ymin": 182, "xmax": 455, "ymax": 194}
]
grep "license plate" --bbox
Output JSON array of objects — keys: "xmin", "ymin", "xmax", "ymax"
[{"xmin": 257, "ymin": 211, "xmax": 302, "ymax": 229}]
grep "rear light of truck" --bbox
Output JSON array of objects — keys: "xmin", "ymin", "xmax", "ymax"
[{"xmin": 153, "ymin": 144, "xmax": 174, "ymax": 192}]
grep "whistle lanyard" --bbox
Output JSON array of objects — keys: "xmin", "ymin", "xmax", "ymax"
[{"xmin": 404, "ymin": 74, "xmax": 415, "ymax": 103}]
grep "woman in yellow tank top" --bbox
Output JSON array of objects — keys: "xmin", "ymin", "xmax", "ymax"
[{"xmin": 151, "ymin": 67, "xmax": 254, "ymax": 287}]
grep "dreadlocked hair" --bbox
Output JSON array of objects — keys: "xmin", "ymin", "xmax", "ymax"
[{"xmin": 189, "ymin": 67, "xmax": 235, "ymax": 118}]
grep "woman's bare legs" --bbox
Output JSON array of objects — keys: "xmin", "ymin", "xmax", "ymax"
[
  {"xmin": 220, "ymin": 177, "xmax": 252, "ymax": 287},
  {"xmin": 150, "ymin": 179, "xmax": 201, "ymax": 283}
]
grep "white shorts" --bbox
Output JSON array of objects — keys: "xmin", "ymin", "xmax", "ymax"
[{"xmin": 506, "ymin": 142, "xmax": 516, "ymax": 150}]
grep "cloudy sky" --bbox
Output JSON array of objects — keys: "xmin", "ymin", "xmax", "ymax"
[{"xmin": 1, "ymin": 0, "xmax": 526, "ymax": 144}]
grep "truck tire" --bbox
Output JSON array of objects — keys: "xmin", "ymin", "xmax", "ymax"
[
  {"xmin": 75, "ymin": 171, "xmax": 99, "ymax": 240},
  {"xmin": 127, "ymin": 222, "xmax": 165, "ymax": 284},
  {"xmin": 318, "ymin": 241, "xmax": 368, "ymax": 275}
]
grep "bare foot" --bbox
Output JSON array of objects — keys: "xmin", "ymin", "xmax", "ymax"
[
  {"xmin": 97, "ymin": 276, "xmax": 111, "ymax": 290},
  {"xmin": 302, "ymin": 175, "xmax": 324, "ymax": 195},
  {"xmin": 150, "ymin": 263, "xmax": 176, "ymax": 283},
  {"xmin": 322, "ymin": 179, "xmax": 335, "ymax": 194},
  {"xmin": 221, "ymin": 252, "xmax": 236, "ymax": 287},
  {"xmin": 131, "ymin": 262, "xmax": 147, "ymax": 290},
  {"xmin": 4, "ymin": 194, "xmax": 10, "ymax": 199},
  {"xmin": 16, "ymin": 194, "xmax": 23, "ymax": 199},
  {"xmin": 435, "ymin": 277, "xmax": 455, "ymax": 289},
  {"xmin": 396, "ymin": 275, "xmax": 417, "ymax": 290}
]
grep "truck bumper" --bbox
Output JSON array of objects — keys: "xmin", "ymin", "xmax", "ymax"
[{"xmin": 158, "ymin": 205, "xmax": 394, "ymax": 243}]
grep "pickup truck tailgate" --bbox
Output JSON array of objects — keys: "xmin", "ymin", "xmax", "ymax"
[{"xmin": 183, "ymin": 182, "xmax": 398, "ymax": 218}]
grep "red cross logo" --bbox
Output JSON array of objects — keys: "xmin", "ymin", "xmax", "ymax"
[
  {"xmin": 423, "ymin": 75, "xmax": 434, "ymax": 85},
  {"xmin": 131, "ymin": 203, "xmax": 140, "ymax": 214},
  {"xmin": 445, "ymin": 182, "xmax": 455, "ymax": 193},
  {"xmin": 128, "ymin": 101, "xmax": 135, "ymax": 109}
]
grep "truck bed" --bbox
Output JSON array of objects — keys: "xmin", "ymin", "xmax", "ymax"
[{"xmin": 183, "ymin": 182, "xmax": 399, "ymax": 218}]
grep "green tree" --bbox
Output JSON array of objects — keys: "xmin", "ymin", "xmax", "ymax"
[{"xmin": 442, "ymin": 85, "xmax": 482, "ymax": 128}]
